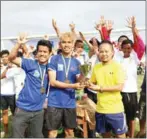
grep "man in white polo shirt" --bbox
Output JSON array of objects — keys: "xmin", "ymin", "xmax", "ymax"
[{"xmin": 0, "ymin": 50, "xmax": 16, "ymax": 136}]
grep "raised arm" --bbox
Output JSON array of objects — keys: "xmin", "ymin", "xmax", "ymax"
[
  {"xmin": 95, "ymin": 16, "xmax": 113, "ymax": 41},
  {"xmin": 52, "ymin": 19, "xmax": 61, "ymax": 38},
  {"xmin": 79, "ymin": 32, "xmax": 93, "ymax": 50},
  {"xmin": 8, "ymin": 33, "xmax": 28, "ymax": 66},
  {"xmin": 69, "ymin": 22, "xmax": 77, "ymax": 42},
  {"xmin": 126, "ymin": 16, "xmax": 145, "ymax": 60}
]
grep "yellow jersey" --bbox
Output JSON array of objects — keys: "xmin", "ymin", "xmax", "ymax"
[{"xmin": 90, "ymin": 60, "xmax": 125, "ymax": 114}]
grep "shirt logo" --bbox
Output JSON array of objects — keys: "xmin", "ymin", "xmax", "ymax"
[
  {"xmin": 117, "ymin": 128, "xmax": 121, "ymax": 131},
  {"xmin": 58, "ymin": 64, "xmax": 63, "ymax": 71},
  {"xmin": 70, "ymin": 66, "xmax": 76, "ymax": 71},
  {"xmin": 109, "ymin": 72, "xmax": 113, "ymax": 75},
  {"xmin": 33, "ymin": 70, "xmax": 40, "ymax": 78}
]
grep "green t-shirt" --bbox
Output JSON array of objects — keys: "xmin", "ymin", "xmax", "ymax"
[{"xmin": 83, "ymin": 42, "xmax": 90, "ymax": 53}]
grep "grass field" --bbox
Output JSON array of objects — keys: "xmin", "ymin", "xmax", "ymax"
[{"xmin": 0, "ymin": 74, "xmax": 145, "ymax": 138}]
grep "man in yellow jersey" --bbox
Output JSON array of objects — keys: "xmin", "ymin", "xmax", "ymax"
[{"xmin": 88, "ymin": 40, "xmax": 127, "ymax": 138}]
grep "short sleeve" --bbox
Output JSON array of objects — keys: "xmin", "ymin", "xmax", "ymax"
[
  {"xmin": 90, "ymin": 66, "xmax": 97, "ymax": 83},
  {"xmin": 47, "ymin": 56, "xmax": 57, "ymax": 72},
  {"xmin": 6, "ymin": 67, "xmax": 20, "ymax": 78},
  {"xmin": 75, "ymin": 60, "xmax": 81, "ymax": 76},
  {"xmin": 21, "ymin": 58, "xmax": 35, "ymax": 72}
]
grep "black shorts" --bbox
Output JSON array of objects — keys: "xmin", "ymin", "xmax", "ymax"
[
  {"xmin": 46, "ymin": 106, "xmax": 77, "ymax": 130},
  {"xmin": 138, "ymin": 92, "xmax": 146, "ymax": 120},
  {"xmin": 121, "ymin": 92, "xmax": 138, "ymax": 121},
  {"xmin": 0, "ymin": 95, "xmax": 16, "ymax": 115}
]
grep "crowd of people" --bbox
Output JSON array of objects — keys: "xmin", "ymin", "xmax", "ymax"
[{"xmin": 0, "ymin": 16, "xmax": 146, "ymax": 138}]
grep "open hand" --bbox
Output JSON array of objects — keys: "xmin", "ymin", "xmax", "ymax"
[
  {"xmin": 69, "ymin": 22, "xmax": 75, "ymax": 31},
  {"xmin": 17, "ymin": 32, "xmax": 28, "ymax": 45},
  {"xmin": 95, "ymin": 23, "xmax": 102, "ymax": 31},
  {"xmin": 126, "ymin": 16, "xmax": 136, "ymax": 29},
  {"xmin": 106, "ymin": 20, "xmax": 114, "ymax": 32}
]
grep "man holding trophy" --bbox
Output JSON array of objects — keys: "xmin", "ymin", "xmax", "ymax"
[
  {"xmin": 47, "ymin": 32, "xmax": 85, "ymax": 138},
  {"xmin": 87, "ymin": 40, "xmax": 127, "ymax": 138}
]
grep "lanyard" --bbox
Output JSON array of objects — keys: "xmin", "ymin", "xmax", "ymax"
[
  {"xmin": 38, "ymin": 63, "xmax": 46, "ymax": 87},
  {"xmin": 61, "ymin": 54, "xmax": 71, "ymax": 79}
]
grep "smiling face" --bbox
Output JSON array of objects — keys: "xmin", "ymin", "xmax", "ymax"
[
  {"xmin": 75, "ymin": 41, "xmax": 84, "ymax": 53},
  {"xmin": 118, "ymin": 36, "xmax": 128, "ymax": 50},
  {"xmin": 1, "ymin": 54, "xmax": 9, "ymax": 65},
  {"xmin": 37, "ymin": 45, "xmax": 50, "ymax": 64},
  {"xmin": 122, "ymin": 43, "xmax": 132, "ymax": 58},
  {"xmin": 59, "ymin": 32, "xmax": 74, "ymax": 55},
  {"xmin": 98, "ymin": 43, "xmax": 114, "ymax": 63}
]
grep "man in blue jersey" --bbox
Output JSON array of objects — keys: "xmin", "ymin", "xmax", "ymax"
[
  {"xmin": 47, "ymin": 32, "xmax": 85, "ymax": 138},
  {"xmin": 8, "ymin": 34, "xmax": 52, "ymax": 138}
]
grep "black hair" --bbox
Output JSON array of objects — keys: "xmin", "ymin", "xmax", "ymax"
[
  {"xmin": 99, "ymin": 40, "xmax": 114, "ymax": 51},
  {"xmin": 36, "ymin": 40, "xmax": 52, "ymax": 52},
  {"xmin": 0, "ymin": 50, "xmax": 9, "ymax": 58},
  {"xmin": 74, "ymin": 39, "xmax": 83, "ymax": 46},
  {"xmin": 32, "ymin": 49, "xmax": 37, "ymax": 56},
  {"xmin": 121, "ymin": 39, "xmax": 134, "ymax": 49},
  {"xmin": 17, "ymin": 51, "xmax": 23, "ymax": 57},
  {"xmin": 89, "ymin": 38, "xmax": 100, "ymax": 47},
  {"xmin": 117, "ymin": 35, "xmax": 129, "ymax": 42},
  {"xmin": 57, "ymin": 49, "xmax": 62, "ymax": 54}
]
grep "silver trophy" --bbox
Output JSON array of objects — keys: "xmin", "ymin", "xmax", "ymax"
[{"xmin": 79, "ymin": 62, "xmax": 91, "ymax": 85}]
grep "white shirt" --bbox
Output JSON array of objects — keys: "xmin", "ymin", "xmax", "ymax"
[
  {"xmin": 113, "ymin": 48, "xmax": 139, "ymax": 64},
  {"xmin": 121, "ymin": 56, "xmax": 140, "ymax": 93},
  {"xmin": 6, "ymin": 67, "xmax": 26, "ymax": 95},
  {"xmin": 87, "ymin": 54, "xmax": 99, "ymax": 78},
  {"xmin": 1, "ymin": 66, "xmax": 15, "ymax": 96}
]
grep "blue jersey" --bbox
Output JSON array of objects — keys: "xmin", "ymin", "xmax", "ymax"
[
  {"xmin": 16, "ymin": 58, "xmax": 49, "ymax": 111},
  {"xmin": 48, "ymin": 54, "xmax": 81, "ymax": 108}
]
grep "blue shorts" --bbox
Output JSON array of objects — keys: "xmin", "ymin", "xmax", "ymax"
[{"xmin": 95, "ymin": 112, "xmax": 127, "ymax": 135}]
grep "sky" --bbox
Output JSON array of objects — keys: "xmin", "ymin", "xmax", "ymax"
[{"xmin": 1, "ymin": 1, "xmax": 146, "ymax": 50}]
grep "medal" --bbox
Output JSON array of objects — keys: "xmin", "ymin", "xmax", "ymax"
[
  {"xmin": 61, "ymin": 54, "xmax": 71, "ymax": 84},
  {"xmin": 40, "ymin": 87, "xmax": 45, "ymax": 94},
  {"xmin": 64, "ymin": 79, "xmax": 70, "ymax": 83},
  {"xmin": 38, "ymin": 63, "xmax": 46, "ymax": 94}
]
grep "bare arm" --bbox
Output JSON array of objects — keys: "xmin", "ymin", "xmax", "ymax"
[
  {"xmin": 69, "ymin": 22, "xmax": 77, "ymax": 42},
  {"xmin": 88, "ymin": 83, "xmax": 124, "ymax": 92},
  {"xmin": 52, "ymin": 19, "xmax": 61, "ymax": 38},
  {"xmin": 126, "ymin": 16, "xmax": 145, "ymax": 60},
  {"xmin": 48, "ymin": 70, "xmax": 85, "ymax": 90},
  {"xmin": 95, "ymin": 16, "xmax": 113, "ymax": 41},
  {"xmin": 79, "ymin": 32, "xmax": 93, "ymax": 50},
  {"xmin": 0, "ymin": 67, "xmax": 8, "ymax": 79},
  {"xmin": 8, "ymin": 33, "xmax": 28, "ymax": 66}
]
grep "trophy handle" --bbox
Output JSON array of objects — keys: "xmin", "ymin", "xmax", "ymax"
[{"xmin": 88, "ymin": 62, "xmax": 92, "ymax": 71}]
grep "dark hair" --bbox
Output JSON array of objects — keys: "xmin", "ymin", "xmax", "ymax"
[
  {"xmin": 36, "ymin": 40, "xmax": 52, "ymax": 52},
  {"xmin": 32, "ymin": 49, "xmax": 37, "ymax": 56},
  {"xmin": 74, "ymin": 39, "xmax": 83, "ymax": 46},
  {"xmin": 99, "ymin": 40, "xmax": 114, "ymax": 51},
  {"xmin": 121, "ymin": 39, "xmax": 134, "ymax": 49},
  {"xmin": 57, "ymin": 49, "xmax": 62, "ymax": 54},
  {"xmin": 0, "ymin": 50, "xmax": 9, "ymax": 58},
  {"xmin": 17, "ymin": 51, "xmax": 23, "ymax": 57},
  {"xmin": 89, "ymin": 38, "xmax": 100, "ymax": 47},
  {"xmin": 117, "ymin": 35, "xmax": 129, "ymax": 42}
]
